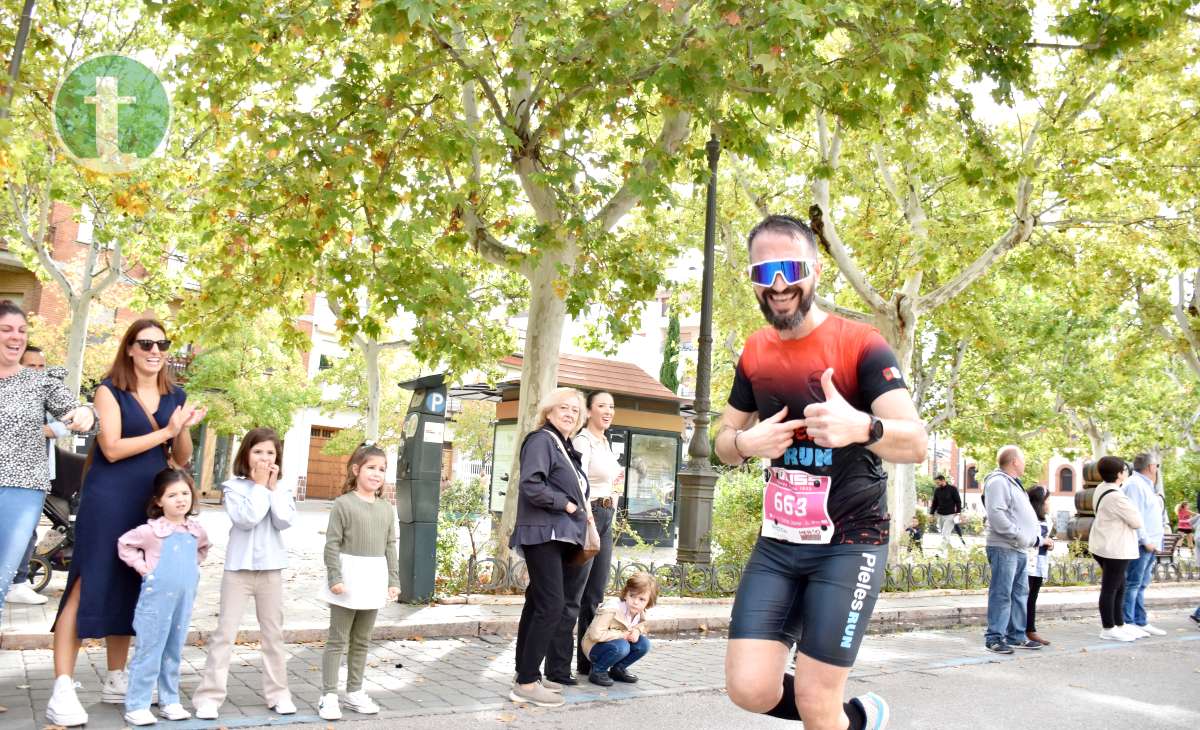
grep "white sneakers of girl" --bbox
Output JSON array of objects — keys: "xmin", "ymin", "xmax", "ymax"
[
  {"xmin": 318, "ymin": 693, "xmax": 342, "ymax": 721},
  {"xmin": 46, "ymin": 676, "xmax": 88, "ymax": 727},
  {"xmin": 124, "ymin": 708, "xmax": 158, "ymax": 726},
  {"xmin": 344, "ymin": 690, "xmax": 381, "ymax": 714},
  {"xmin": 159, "ymin": 703, "xmax": 191, "ymax": 720}
]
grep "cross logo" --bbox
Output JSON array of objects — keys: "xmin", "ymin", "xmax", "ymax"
[{"xmin": 52, "ymin": 54, "xmax": 170, "ymax": 174}]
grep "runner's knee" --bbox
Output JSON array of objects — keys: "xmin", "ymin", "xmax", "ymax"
[{"xmin": 725, "ymin": 673, "xmax": 781, "ymax": 713}]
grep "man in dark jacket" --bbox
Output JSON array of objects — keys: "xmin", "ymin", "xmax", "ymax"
[{"xmin": 929, "ymin": 474, "xmax": 964, "ymax": 547}]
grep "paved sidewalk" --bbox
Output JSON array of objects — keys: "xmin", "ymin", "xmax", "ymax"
[
  {"xmin": 4, "ymin": 503, "xmax": 1200, "ymax": 649},
  {"xmin": 2, "ymin": 611, "xmax": 1198, "ymax": 729}
]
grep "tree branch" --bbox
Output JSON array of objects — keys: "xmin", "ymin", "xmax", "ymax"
[
  {"xmin": 1175, "ymin": 271, "xmax": 1200, "ymax": 381},
  {"xmin": 926, "ymin": 339, "xmax": 968, "ymax": 432},
  {"xmin": 917, "ymin": 120, "xmax": 1042, "ymax": 314},
  {"xmin": 811, "ymin": 113, "xmax": 886, "ymax": 313},
  {"xmin": 6, "ymin": 169, "xmax": 77, "ymax": 304},
  {"xmin": 815, "ymin": 294, "xmax": 870, "ymax": 323},
  {"xmin": 592, "ymin": 109, "xmax": 691, "ymax": 233}
]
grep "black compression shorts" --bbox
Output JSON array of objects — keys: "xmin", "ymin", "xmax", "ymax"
[{"xmin": 728, "ymin": 538, "xmax": 888, "ymax": 667}]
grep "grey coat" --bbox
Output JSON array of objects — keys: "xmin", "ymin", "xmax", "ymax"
[
  {"xmin": 508, "ymin": 425, "xmax": 590, "ymax": 549},
  {"xmin": 983, "ymin": 469, "xmax": 1040, "ymax": 550}
]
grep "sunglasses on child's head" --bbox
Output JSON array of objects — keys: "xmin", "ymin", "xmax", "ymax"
[
  {"xmin": 747, "ymin": 259, "xmax": 817, "ymax": 287},
  {"xmin": 134, "ymin": 339, "xmax": 172, "ymax": 352}
]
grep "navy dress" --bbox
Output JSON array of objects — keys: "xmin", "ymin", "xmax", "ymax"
[{"xmin": 54, "ymin": 378, "xmax": 187, "ymax": 638}]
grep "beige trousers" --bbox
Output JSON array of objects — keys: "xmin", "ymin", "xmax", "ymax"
[{"xmin": 192, "ymin": 569, "xmax": 290, "ymax": 709}]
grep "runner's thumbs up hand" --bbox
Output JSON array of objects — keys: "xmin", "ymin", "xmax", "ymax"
[
  {"xmin": 739, "ymin": 406, "xmax": 806, "ymax": 459},
  {"xmin": 803, "ymin": 368, "xmax": 872, "ymax": 448}
]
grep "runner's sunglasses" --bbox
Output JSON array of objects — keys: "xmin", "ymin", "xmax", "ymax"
[
  {"xmin": 134, "ymin": 339, "xmax": 172, "ymax": 352},
  {"xmin": 747, "ymin": 259, "xmax": 817, "ymax": 287}
]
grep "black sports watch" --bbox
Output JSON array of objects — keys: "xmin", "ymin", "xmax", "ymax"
[{"xmin": 863, "ymin": 415, "xmax": 884, "ymax": 446}]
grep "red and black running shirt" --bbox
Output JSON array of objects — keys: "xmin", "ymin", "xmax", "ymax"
[{"xmin": 727, "ymin": 315, "xmax": 909, "ymax": 545}]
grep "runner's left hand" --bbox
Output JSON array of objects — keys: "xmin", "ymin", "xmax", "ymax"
[
  {"xmin": 388, "ymin": 586, "xmax": 400, "ymax": 600},
  {"xmin": 801, "ymin": 368, "xmax": 872, "ymax": 448}
]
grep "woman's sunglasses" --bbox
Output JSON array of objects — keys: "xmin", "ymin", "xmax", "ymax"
[
  {"xmin": 134, "ymin": 339, "xmax": 172, "ymax": 352},
  {"xmin": 747, "ymin": 259, "xmax": 816, "ymax": 287}
]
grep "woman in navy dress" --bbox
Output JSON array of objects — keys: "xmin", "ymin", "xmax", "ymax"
[{"xmin": 47, "ymin": 318, "xmax": 206, "ymax": 727}]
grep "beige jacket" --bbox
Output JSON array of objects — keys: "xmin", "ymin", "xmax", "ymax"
[
  {"xmin": 582, "ymin": 599, "xmax": 646, "ymax": 657},
  {"xmin": 1089, "ymin": 482, "xmax": 1143, "ymax": 560}
]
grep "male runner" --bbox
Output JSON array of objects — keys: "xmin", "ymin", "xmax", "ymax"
[{"xmin": 715, "ymin": 215, "xmax": 928, "ymax": 730}]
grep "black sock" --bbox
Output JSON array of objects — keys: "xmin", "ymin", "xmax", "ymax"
[
  {"xmin": 763, "ymin": 671, "xmax": 866, "ymax": 729},
  {"xmin": 845, "ymin": 697, "xmax": 867, "ymax": 730},
  {"xmin": 764, "ymin": 672, "xmax": 802, "ymax": 721}
]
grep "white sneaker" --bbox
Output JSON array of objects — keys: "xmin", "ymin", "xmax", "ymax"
[
  {"xmin": 1123, "ymin": 625, "xmax": 1150, "ymax": 639},
  {"xmin": 45, "ymin": 675, "xmax": 88, "ymax": 727},
  {"xmin": 272, "ymin": 696, "xmax": 297, "ymax": 715},
  {"xmin": 853, "ymin": 692, "xmax": 891, "ymax": 730},
  {"xmin": 318, "ymin": 693, "xmax": 342, "ymax": 721},
  {"xmin": 1099, "ymin": 627, "xmax": 1135, "ymax": 642},
  {"xmin": 344, "ymin": 689, "xmax": 380, "ymax": 714},
  {"xmin": 193, "ymin": 701, "xmax": 219, "ymax": 720},
  {"xmin": 5, "ymin": 581, "xmax": 48, "ymax": 604},
  {"xmin": 124, "ymin": 708, "xmax": 158, "ymax": 725},
  {"xmin": 159, "ymin": 703, "xmax": 190, "ymax": 720},
  {"xmin": 1141, "ymin": 623, "xmax": 1167, "ymax": 636},
  {"xmin": 101, "ymin": 669, "xmax": 129, "ymax": 704}
]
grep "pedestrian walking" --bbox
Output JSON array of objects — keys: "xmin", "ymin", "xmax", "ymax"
[
  {"xmin": 717, "ymin": 214, "xmax": 928, "ymax": 730},
  {"xmin": 1088, "ymin": 456, "xmax": 1143, "ymax": 642},
  {"xmin": 930, "ymin": 475, "xmax": 965, "ymax": 548},
  {"xmin": 48, "ymin": 318, "xmax": 204, "ymax": 727},
  {"xmin": 1024, "ymin": 485, "xmax": 1052, "ymax": 646},
  {"xmin": 193, "ymin": 427, "xmax": 297, "ymax": 720},
  {"xmin": 983, "ymin": 446, "xmax": 1051, "ymax": 654},
  {"xmin": 1122, "ymin": 453, "xmax": 1168, "ymax": 636},
  {"xmin": 573, "ymin": 390, "xmax": 623, "ymax": 675},
  {"xmin": 318, "ymin": 444, "xmax": 400, "ymax": 721},
  {"xmin": 5, "ymin": 345, "xmax": 72, "ymax": 607},
  {"xmin": 583, "ymin": 572, "xmax": 656, "ymax": 687},
  {"xmin": 117, "ymin": 469, "xmax": 209, "ymax": 725},
  {"xmin": 509, "ymin": 387, "xmax": 592, "ymax": 709}
]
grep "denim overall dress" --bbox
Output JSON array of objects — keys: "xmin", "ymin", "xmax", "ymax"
[{"xmin": 125, "ymin": 530, "xmax": 199, "ymax": 711}]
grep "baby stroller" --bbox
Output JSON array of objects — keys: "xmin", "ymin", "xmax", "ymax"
[{"xmin": 26, "ymin": 447, "xmax": 86, "ymax": 594}]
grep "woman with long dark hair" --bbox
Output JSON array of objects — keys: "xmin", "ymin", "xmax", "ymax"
[
  {"xmin": 572, "ymin": 390, "xmax": 623, "ymax": 676},
  {"xmin": 48, "ymin": 318, "xmax": 206, "ymax": 727}
]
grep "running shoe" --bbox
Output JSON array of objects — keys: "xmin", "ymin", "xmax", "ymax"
[{"xmin": 852, "ymin": 692, "xmax": 890, "ymax": 730}]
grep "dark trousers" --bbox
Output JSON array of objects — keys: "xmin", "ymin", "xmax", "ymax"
[
  {"xmin": 1094, "ymin": 556, "xmax": 1130, "ymax": 629},
  {"xmin": 1026, "ymin": 576, "xmax": 1043, "ymax": 633},
  {"xmin": 514, "ymin": 541, "xmax": 588, "ymax": 684},
  {"xmin": 576, "ymin": 505, "xmax": 615, "ymax": 672}
]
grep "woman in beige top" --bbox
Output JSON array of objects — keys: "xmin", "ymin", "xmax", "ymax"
[
  {"xmin": 1089, "ymin": 455, "xmax": 1143, "ymax": 642},
  {"xmin": 572, "ymin": 390, "xmax": 625, "ymax": 674}
]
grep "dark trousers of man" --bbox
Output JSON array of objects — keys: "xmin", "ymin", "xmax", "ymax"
[
  {"xmin": 576, "ymin": 504, "xmax": 615, "ymax": 673},
  {"xmin": 514, "ymin": 541, "xmax": 588, "ymax": 684}
]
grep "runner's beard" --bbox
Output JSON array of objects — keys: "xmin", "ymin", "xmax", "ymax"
[{"xmin": 758, "ymin": 284, "xmax": 815, "ymax": 331}]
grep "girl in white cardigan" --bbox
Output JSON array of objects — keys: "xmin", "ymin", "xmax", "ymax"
[
  {"xmin": 192, "ymin": 427, "xmax": 297, "ymax": 720},
  {"xmin": 1089, "ymin": 456, "xmax": 1143, "ymax": 642}
]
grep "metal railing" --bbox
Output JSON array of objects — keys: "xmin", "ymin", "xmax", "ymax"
[{"xmin": 465, "ymin": 556, "xmax": 1200, "ymax": 597}]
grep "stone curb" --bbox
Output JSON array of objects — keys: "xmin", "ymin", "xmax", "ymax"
[{"xmin": 4, "ymin": 589, "xmax": 1196, "ymax": 651}]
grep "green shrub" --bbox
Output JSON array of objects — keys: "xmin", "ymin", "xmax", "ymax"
[{"xmin": 711, "ymin": 467, "xmax": 763, "ymax": 567}]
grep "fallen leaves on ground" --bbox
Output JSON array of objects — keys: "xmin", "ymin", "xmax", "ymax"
[{"xmin": 496, "ymin": 712, "xmax": 517, "ymax": 723}]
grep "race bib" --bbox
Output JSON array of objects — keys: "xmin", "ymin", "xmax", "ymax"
[{"xmin": 761, "ymin": 467, "xmax": 834, "ymax": 544}]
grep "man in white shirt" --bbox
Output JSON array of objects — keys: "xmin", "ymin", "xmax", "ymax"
[{"xmin": 1122, "ymin": 453, "xmax": 1168, "ymax": 635}]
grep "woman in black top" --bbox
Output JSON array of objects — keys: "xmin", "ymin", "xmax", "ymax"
[{"xmin": 508, "ymin": 387, "xmax": 591, "ymax": 708}]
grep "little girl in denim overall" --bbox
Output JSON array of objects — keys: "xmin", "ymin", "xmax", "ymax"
[{"xmin": 117, "ymin": 469, "xmax": 210, "ymax": 725}]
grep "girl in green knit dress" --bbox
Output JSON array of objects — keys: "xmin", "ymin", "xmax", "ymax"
[{"xmin": 318, "ymin": 444, "xmax": 400, "ymax": 721}]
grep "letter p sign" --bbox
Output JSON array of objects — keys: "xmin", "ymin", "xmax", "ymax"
[{"xmin": 425, "ymin": 392, "xmax": 446, "ymax": 415}]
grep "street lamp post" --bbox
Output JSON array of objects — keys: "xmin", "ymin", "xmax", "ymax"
[{"xmin": 676, "ymin": 133, "xmax": 720, "ymax": 566}]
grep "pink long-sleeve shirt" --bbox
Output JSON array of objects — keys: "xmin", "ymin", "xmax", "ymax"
[{"xmin": 117, "ymin": 516, "xmax": 210, "ymax": 577}]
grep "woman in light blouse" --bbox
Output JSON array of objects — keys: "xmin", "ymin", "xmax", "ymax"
[{"xmin": 572, "ymin": 390, "xmax": 624, "ymax": 674}]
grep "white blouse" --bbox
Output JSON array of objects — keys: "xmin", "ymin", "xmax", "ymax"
[{"xmin": 573, "ymin": 428, "xmax": 623, "ymax": 501}]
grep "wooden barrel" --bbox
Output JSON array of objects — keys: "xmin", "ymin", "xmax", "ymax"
[
  {"xmin": 1081, "ymin": 461, "xmax": 1102, "ymax": 486},
  {"xmin": 1075, "ymin": 488, "xmax": 1096, "ymax": 515},
  {"xmin": 1067, "ymin": 515, "xmax": 1094, "ymax": 542}
]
